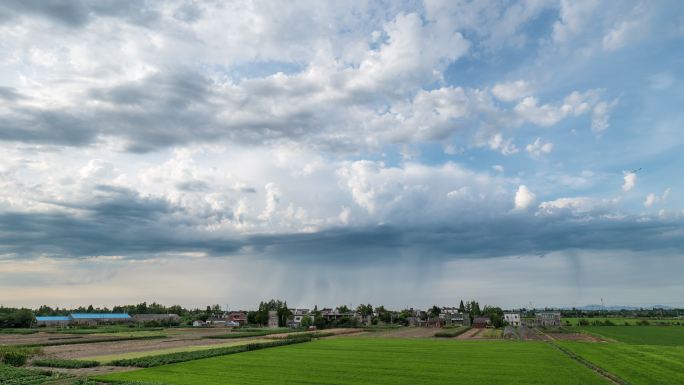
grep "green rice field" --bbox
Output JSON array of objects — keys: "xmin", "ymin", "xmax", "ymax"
[
  {"xmin": 97, "ymin": 338, "xmax": 609, "ymax": 385},
  {"xmin": 576, "ymin": 326, "xmax": 684, "ymax": 345},
  {"xmin": 558, "ymin": 341, "xmax": 684, "ymax": 385}
]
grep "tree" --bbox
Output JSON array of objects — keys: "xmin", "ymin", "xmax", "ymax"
[
  {"xmin": 459, "ymin": 300, "xmax": 465, "ymax": 313},
  {"xmin": 482, "ymin": 306, "xmax": 504, "ymax": 328},
  {"xmin": 356, "ymin": 304, "xmax": 373, "ymax": 317},
  {"xmin": 428, "ymin": 305, "xmax": 441, "ymax": 318},
  {"xmin": 300, "ymin": 315, "xmax": 312, "ymax": 328},
  {"xmin": 338, "ymin": 305, "xmax": 350, "ymax": 314},
  {"xmin": 247, "ymin": 311, "xmax": 258, "ymax": 325}
]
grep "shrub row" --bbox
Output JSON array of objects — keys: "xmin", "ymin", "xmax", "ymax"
[
  {"xmin": 109, "ymin": 337, "xmax": 312, "ymax": 367},
  {"xmin": 205, "ymin": 331, "xmax": 274, "ymax": 339},
  {"xmin": 235, "ymin": 327, "xmax": 291, "ymax": 333},
  {"xmin": 33, "ymin": 358, "xmax": 100, "ymax": 368},
  {"xmin": 434, "ymin": 327, "xmax": 470, "ymax": 338},
  {"xmin": 272, "ymin": 331, "xmax": 336, "ymax": 339}
]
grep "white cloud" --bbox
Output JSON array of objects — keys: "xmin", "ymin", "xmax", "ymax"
[
  {"xmin": 492, "ymin": 80, "xmax": 532, "ymax": 102},
  {"xmin": 622, "ymin": 172, "xmax": 637, "ymax": 192},
  {"xmin": 514, "ymin": 185, "xmax": 536, "ymax": 210},
  {"xmin": 514, "ymin": 90, "xmax": 599, "ymax": 127},
  {"xmin": 552, "ymin": 0, "xmax": 600, "ymax": 43},
  {"xmin": 525, "ymin": 138, "xmax": 553, "ymax": 156},
  {"xmin": 644, "ymin": 188, "xmax": 671, "ymax": 207},
  {"xmin": 536, "ymin": 196, "xmax": 619, "ymax": 217},
  {"xmin": 488, "ymin": 133, "xmax": 519, "ymax": 155},
  {"xmin": 591, "ymin": 99, "xmax": 618, "ymax": 132}
]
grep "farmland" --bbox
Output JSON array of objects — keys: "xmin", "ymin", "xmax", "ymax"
[
  {"xmin": 98, "ymin": 338, "xmax": 609, "ymax": 385},
  {"xmin": 574, "ymin": 326, "xmax": 684, "ymax": 346},
  {"xmin": 2, "ymin": 324, "xmax": 683, "ymax": 384},
  {"xmin": 557, "ymin": 341, "xmax": 684, "ymax": 385},
  {"xmin": 561, "ymin": 317, "xmax": 681, "ymax": 326}
]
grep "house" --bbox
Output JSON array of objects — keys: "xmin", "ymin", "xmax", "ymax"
[
  {"xmin": 192, "ymin": 320, "xmax": 206, "ymax": 327},
  {"xmin": 69, "ymin": 313, "xmax": 131, "ymax": 325},
  {"xmin": 472, "ymin": 316, "xmax": 491, "ymax": 328},
  {"xmin": 449, "ymin": 313, "xmax": 471, "ymax": 327},
  {"xmin": 438, "ymin": 309, "xmax": 470, "ymax": 327},
  {"xmin": 320, "ymin": 308, "xmax": 357, "ymax": 322},
  {"xmin": 287, "ymin": 309, "xmax": 313, "ymax": 328},
  {"xmin": 267, "ymin": 310, "xmax": 279, "ymax": 328},
  {"xmin": 536, "ymin": 312, "xmax": 561, "ymax": 327},
  {"xmin": 504, "ymin": 313, "xmax": 521, "ymax": 326},
  {"xmin": 35, "ymin": 316, "xmax": 71, "ymax": 327},
  {"xmin": 206, "ymin": 316, "xmax": 239, "ymax": 327},
  {"xmin": 132, "ymin": 314, "xmax": 181, "ymax": 324},
  {"xmin": 419, "ymin": 318, "xmax": 445, "ymax": 328},
  {"xmin": 440, "ymin": 307, "xmax": 460, "ymax": 315},
  {"xmin": 225, "ymin": 312, "xmax": 247, "ymax": 325}
]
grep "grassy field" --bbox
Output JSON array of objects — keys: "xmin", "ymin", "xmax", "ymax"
[
  {"xmin": 97, "ymin": 338, "xmax": 609, "ymax": 385},
  {"xmin": 81, "ymin": 338, "xmax": 267, "ymax": 363},
  {"xmin": 576, "ymin": 326, "xmax": 684, "ymax": 346},
  {"xmin": 558, "ymin": 341, "xmax": 684, "ymax": 385}
]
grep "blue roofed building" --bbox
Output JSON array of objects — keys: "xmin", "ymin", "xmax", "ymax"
[
  {"xmin": 35, "ymin": 316, "xmax": 71, "ymax": 327},
  {"xmin": 34, "ymin": 313, "xmax": 132, "ymax": 327},
  {"xmin": 69, "ymin": 313, "xmax": 131, "ymax": 325}
]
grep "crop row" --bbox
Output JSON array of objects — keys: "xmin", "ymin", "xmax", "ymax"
[
  {"xmin": 33, "ymin": 358, "xmax": 100, "ymax": 368},
  {"xmin": 109, "ymin": 337, "xmax": 312, "ymax": 367}
]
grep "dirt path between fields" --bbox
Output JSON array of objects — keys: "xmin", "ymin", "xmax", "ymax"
[
  {"xmin": 539, "ymin": 330, "xmax": 626, "ymax": 385},
  {"xmin": 456, "ymin": 328, "xmax": 482, "ymax": 339}
]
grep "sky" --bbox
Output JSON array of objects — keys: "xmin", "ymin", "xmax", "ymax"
[{"xmin": 1, "ymin": 0, "xmax": 683, "ymax": 310}]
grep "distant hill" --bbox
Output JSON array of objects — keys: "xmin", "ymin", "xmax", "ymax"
[{"xmin": 573, "ymin": 304, "xmax": 674, "ymax": 311}]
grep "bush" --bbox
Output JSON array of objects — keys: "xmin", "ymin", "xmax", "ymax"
[
  {"xmin": 109, "ymin": 338, "xmax": 312, "ymax": 367},
  {"xmin": 636, "ymin": 319, "xmax": 650, "ymax": 326},
  {"xmin": 0, "ymin": 363, "xmax": 54, "ymax": 384},
  {"xmin": 1, "ymin": 352, "xmax": 27, "ymax": 367},
  {"xmin": 0, "ymin": 346, "xmax": 41, "ymax": 367},
  {"xmin": 33, "ymin": 358, "xmax": 100, "ymax": 368},
  {"xmin": 578, "ymin": 319, "xmax": 589, "ymax": 326}
]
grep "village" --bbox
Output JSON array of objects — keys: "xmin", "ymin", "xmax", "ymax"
[{"xmin": 31, "ymin": 305, "xmax": 561, "ymax": 330}]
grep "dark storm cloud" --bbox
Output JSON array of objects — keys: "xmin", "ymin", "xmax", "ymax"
[
  {"xmin": 0, "ymin": 108, "xmax": 96, "ymax": 146},
  {"xmin": 0, "ymin": 0, "xmax": 160, "ymax": 28},
  {"xmin": 0, "ymin": 69, "xmax": 331, "ymax": 152},
  {"xmin": 1, "ymin": 191, "xmax": 682, "ymax": 263},
  {"xmin": 0, "ymin": 87, "xmax": 22, "ymax": 100},
  {"xmin": 244, "ymin": 217, "xmax": 684, "ymax": 264}
]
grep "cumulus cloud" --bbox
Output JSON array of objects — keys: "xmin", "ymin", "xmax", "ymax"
[
  {"xmin": 513, "ymin": 91, "xmax": 602, "ymax": 127},
  {"xmin": 622, "ymin": 172, "xmax": 637, "ymax": 192},
  {"xmin": 537, "ymin": 197, "xmax": 619, "ymax": 217},
  {"xmin": 492, "ymin": 80, "xmax": 532, "ymax": 102},
  {"xmin": 525, "ymin": 138, "xmax": 554, "ymax": 156},
  {"xmin": 552, "ymin": 0, "xmax": 600, "ymax": 43},
  {"xmin": 644, "ymin": 188, "xmax": 671, "ymax": 207},
  {"xmin": 488, "ymin": 133, "xmax": 519, "ymax": 155},
  {"xmin": 514, "ymin": 185, "xmax": 536, "ymax": 211}
]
